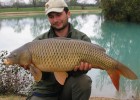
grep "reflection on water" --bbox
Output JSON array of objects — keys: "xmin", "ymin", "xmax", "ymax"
[
  {"xmin": 0, "ymin": 14, "xmax": 140, "ymax": 99},
  {"xmin": 90, "ymin": 21, "xmax": 140, "ymax": 99}
]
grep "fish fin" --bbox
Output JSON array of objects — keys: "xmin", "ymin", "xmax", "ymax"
[
  {"xmin": 92, "ymin": 44, "xmax": 106, "ymax": 52},
  {"xmin": 30, "ymin": 64, "xmax": 42, "ymax": 82},
  {"xmin": 107, "ymin": 62, "xmax": 138, "ymax": 91},
  {"xmin": 117, "ymin": 63, "xmax": 138, "ymax": 80},
  {"xmin": 54, "ymin": 72, "xmax": 68, "ymax": 85},
  {"xmin": 107, "ymin": 69, "xmax": 120, "ymax": 91}
]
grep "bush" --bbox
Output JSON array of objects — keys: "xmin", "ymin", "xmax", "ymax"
[
  {"xmin": 0, "ymin": 50, "xmax": 33, "ymax": 95},
  {"xmin": 101, "ymin": 0, "xmax": 140, "ymax": 22}
]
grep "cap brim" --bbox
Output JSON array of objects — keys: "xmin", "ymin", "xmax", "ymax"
[{"xmin": 45, "ymin": 8, "xmax": 64, "ymax": 15}]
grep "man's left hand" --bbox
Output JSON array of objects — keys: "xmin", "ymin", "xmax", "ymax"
[{"xmin": 74, "ymin": 62, "xmax": 92, "ymax": 71}]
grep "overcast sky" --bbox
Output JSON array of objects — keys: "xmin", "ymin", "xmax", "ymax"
[
  {"xmin": 77, "ymin": 0, "xmax": 96, "ymax": 4},
  {"xmin": 0, "ymin": 0, "xmax": 96, "ymax": 4}
]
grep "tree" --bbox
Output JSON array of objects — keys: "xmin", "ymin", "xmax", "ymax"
[
  {"xmin": 32, "ymin": 0, "xmax": 37, "ymax": 7},
  {"xmin": 28, "ymin": 0, "xmax": 48, "ymax": 7},
  {"xmin": 15, "ymin": 0, "xmax": 19, "ymax": 10},
  {"xmin": 68, "ymin": 0, "xmax": 78, "ymax": 8},
  {"xmin": 13, "ymin": 0, "xmax": 25, "ymax": 9},
  {"xmin": 101, "ymin": 0, "xmax": 140, "ymax": 22}
]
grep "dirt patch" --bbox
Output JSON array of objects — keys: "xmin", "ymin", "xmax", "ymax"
[
  {"xmin": 0, "ymin": 96, "xmax": 118, "ymax": 100},
  {"xmin": 1, "ymin": 96, "xmax": 139, "ymax": 100},
  {"xmin": 0, "ymin": 95, "xmax": 26, "ymax": 100},
  {"xmin": 90, "ymin": 97, "xmax": 118, "ymax": 100}
]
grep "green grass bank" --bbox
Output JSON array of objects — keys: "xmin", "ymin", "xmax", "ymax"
[{"xmin": 0, "ymin": 7, "xmax": 102, "ymax": 18}]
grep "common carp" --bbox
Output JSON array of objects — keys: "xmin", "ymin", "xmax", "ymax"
[{"xmin": 3, "ymin": 38, "xmax": 137, "ymax": 91}]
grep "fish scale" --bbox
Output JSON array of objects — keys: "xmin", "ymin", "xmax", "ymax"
[
  {"xmin": 27, "ymin": 39, "xmax": 117, "ymax": 71},
  {"xmin": 3, "ymin": 38, "xmax": 138, "ymax": 91}
]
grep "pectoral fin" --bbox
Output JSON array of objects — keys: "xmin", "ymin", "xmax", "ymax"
[
  {"xmin": 30, "ymin": 64, "xmax": 42, "ymax": 82},
  {"xmin": 54, "ymin": 72, "xmax": 68, "ymax": 85}
]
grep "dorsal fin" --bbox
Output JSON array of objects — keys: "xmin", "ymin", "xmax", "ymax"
[{"xmin": 92, "ymin": 44, "xmax": 106, "ymax": 52}]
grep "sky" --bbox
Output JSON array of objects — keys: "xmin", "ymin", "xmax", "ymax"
[
  {"xmin": 23, "ymin": 0, "xmax": 97, "ymax": 4},
  {"xmin": 77, "ymin": 0, "xmax": 97, "ymax": 4},
  {"xmin": 0, "ymin": 0, "xmax": 96, "ymax": 4}
]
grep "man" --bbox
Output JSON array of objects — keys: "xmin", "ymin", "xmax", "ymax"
[{"xmin": 27, "ymin": 0, "xmax": 92, "ymax": 100}]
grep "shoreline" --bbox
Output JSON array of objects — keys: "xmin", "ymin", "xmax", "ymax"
[
  {"xmin": 0, "ymin": 9, "xmax": 102, "ymax": 18},
  {"xmin": 0, "ymin": 95, "xmax": 139, "ymax": 100},
  {"xmin": 0, "ymin": 96, "xmax": 118, "ymax": 100}
]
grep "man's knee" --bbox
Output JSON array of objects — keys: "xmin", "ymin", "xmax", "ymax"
[
  {"xmin": 72, "ymin": 75, "xmax": 92, "ymax": 92},
  {"xmin": 26, "ymin": 96, "xmax": 58, "ymax": 100},
  {"xmin": 59, "ymin": 75, "xmax": 92, "ymax": 100}
]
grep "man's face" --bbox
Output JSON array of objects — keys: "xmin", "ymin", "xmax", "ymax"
[{"xmin": 47, "ymin": 10, "xmax": 70, "ymax": 31}]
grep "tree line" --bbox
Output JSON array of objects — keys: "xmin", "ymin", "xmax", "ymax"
[
  {"xmin": 1, "ymin": 0, "xmax": 140, "ymax": 22},
  {"xmin": 101, "ymin": 0, "xmax": 140, "ymax": 22},
  {"xmin": 0, "ymin": 0, "xmax": 98, "ymax": 9}
]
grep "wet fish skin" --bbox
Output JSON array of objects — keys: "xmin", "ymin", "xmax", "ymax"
[{"xmin": 3, "ymin": 38, "xmax": 138, "ymax": 91}]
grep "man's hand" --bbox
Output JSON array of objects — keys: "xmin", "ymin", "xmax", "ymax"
[{"xmin": 74, "ymin": 62, "xmax": 92, "ymax": 71}]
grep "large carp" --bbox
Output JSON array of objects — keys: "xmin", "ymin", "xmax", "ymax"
[{"xmin": 3, "ymin": 38, "xmax": 137, "ymax": 91}]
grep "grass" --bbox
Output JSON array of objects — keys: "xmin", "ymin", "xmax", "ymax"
[
  {"xmin": 0, "ymin": 6, "xmax": 101, "ymax": 13},
  {"xmin": 0, "ymin": 7, "xmax": 44, "ymax": 12},
  {"xmin": 0, "ymin": 6, "xmax": 102, "ymax": 18}
]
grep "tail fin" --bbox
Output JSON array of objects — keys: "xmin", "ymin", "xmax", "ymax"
[
  {"xmin": 107, "ymin": 62, "xmax": 138, "ymax": 91},
  {"xmin": 117, "ymin": 63, "xmax": 138, "ymax": 80}
]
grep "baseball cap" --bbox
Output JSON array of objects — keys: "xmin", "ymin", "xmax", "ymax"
[{"xmin": 45, "ymin": 0, "xmax": 68, "ymax": 15}]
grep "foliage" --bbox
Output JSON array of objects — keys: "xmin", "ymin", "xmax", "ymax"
[
  {"xmin": 0, "ymin": 51, "xmax": 33, "ymax": 95},
  {"xmin": 101, "ymin": 0, "xmax": 140, "ymax": 22},
  {"xmin": 0, "ymin": 0, "xmax": 97, "ymax": 10}
]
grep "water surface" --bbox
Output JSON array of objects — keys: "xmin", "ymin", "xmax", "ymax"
[{"xmin": 0, "ymin": 14, "xmax": 140, "ymax": 99}]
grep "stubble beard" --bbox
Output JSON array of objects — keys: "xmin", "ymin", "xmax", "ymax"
[{"xmin": 52, "ymin": 20, "xmax": 69, "ymax": 31}]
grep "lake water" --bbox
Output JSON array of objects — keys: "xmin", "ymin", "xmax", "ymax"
[{"xmin": 0, "ymin": 13, "xmax": 140, "ymax": 99}]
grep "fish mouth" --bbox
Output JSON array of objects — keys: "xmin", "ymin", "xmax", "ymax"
[{"xmin": 2, "ymin": 58, "xmax": 12, "ymax": 65}]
